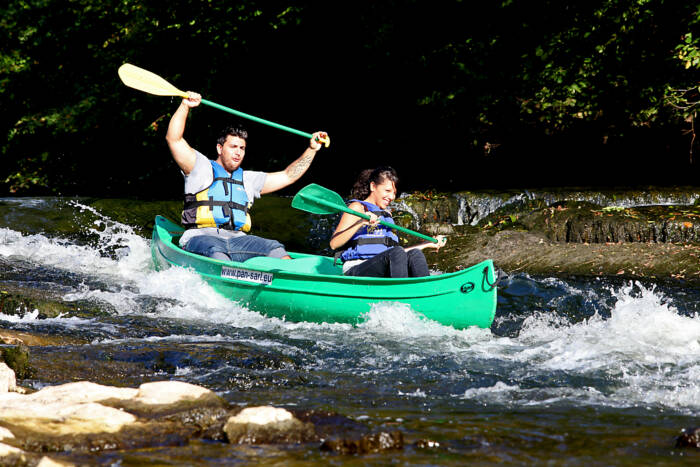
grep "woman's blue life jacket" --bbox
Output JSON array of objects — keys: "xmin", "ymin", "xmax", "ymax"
[
  {"xmin": 181, "ymin": 160, "xmax": 252, "ymax": 231},
  {"xmin": 338, "ymin": 199, "xmax": 400, "ymax": 262}
]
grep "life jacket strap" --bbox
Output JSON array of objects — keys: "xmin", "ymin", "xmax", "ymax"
[
  {"xmin": 183, "ymin": 199, "xmax": 249, "ymax": 230},
  {"xmin": 334, "ymin": 237, "xmax": 400, "ymax": 265},
  {"xmin": 346, "ymin": 237, "xmax": 399, "ymax": 248},
  {"xmin": 212, "ymin": 176, "xmax": 243, "ymax": 197}
]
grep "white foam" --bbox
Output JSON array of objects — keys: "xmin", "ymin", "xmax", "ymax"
[
  {"xmin": 513, "ymin": 283, "xmax": 700, "ymax": 372},
  {"xmin": 466, "ymin": 282, "xmax": 700, "ymax": 413},
  {"xmin": 0, "ymin": 309, "xmax": 98, "ymax": 329},
  {"xmin": 357, "ymin": 301, "xmax": 492, "ymax": 341}
]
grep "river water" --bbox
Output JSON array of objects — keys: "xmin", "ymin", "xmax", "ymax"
[{"xmin": 0, "ymin": 197, "xmax": 699, "ymax": 465}]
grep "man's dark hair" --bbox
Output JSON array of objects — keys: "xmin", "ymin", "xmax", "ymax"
[{"xmin": 217, "ymin": 126, "xmax": 249, "ymax": 146}]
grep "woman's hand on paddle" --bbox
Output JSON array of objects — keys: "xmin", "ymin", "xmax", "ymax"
[
  {"xmin": 407, "ymin": 235, "xmax": 447, "ymax": 252},
  {"xmin": 425, "ymin": 235, "xmax": 447, "ymax": 250},
  {"xmin": 309, "ymin": 131, "xmax": 330, "ymax": 150},
  {"xmin": 182, "ymin": 91, "xmax": 201, "ymax": 108},
  {"xmin": 363, "ymin": 212, "xmax": 380, "ymax": 228}
]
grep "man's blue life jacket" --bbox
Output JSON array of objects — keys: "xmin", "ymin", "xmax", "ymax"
[{"xmin": 182, "ymin": 160, "xmax": 251, "ymax": 231}]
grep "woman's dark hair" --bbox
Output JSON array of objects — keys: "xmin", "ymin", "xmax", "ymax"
[
  {"xmin": 217, "ymin": 125, "xmax": 248, "ymax": 146},
  {"xmin": 350, "ymin": 166, "xmax": 399, "ymax": 200}
]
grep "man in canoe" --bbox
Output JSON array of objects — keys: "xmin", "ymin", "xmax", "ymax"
[
  {"xmin": 330, "ymin": 166, "xmax": 446, "ymax": 277},
  {"xmin": 166, "ymin": 91, "xmax": 329, "ymax": 262}
]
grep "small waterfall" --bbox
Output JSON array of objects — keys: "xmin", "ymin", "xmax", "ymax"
[
  {"xmin": 452, "ymin": 188, "xmax": 700, "ymax": 225},
  {"xmin": 455, "ymin": 192, "xmax": 531, "ymax": 225},
  {"xmin": 391, "ymin": 197, "xmax": 424, "ymax": 229}
]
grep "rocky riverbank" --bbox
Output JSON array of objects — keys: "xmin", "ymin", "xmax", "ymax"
[
  {"xmin": 395, "ymin": 188, "xmax": 700, "ymax": 284},
  {"xmin": 0, "ymin": 342, "xmax": 407, "ymax": 466},
  {"xmin": 0, "ymin": 338, "xmax": 697, "ymax": 466},
  {"xmin": 0, "ymin": 330, "xmax": 697, "ymax": 465}
]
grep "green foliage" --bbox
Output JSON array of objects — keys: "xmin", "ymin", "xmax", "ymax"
[
  {"xmin": 0, "ymin": 0, "xmax": 698, "ymax": 196},
  {"xmin": 507, "ymin": 1, "xmax": 698, "ymax": 132},
  {"xmin": 0, "ymin": 0, "xmax": 310, "ymax": 196},
  {"xmin": 664, "ymin": 32, "xmax": 700, "ymax": 115},
  {"xmin": 4, "ymin": 152, "xmax": 48, "ymax": 193}
]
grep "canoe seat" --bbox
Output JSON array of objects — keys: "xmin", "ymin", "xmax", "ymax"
[{"xmin": 243, "ymin": 255, "xmax": 342, "ymax": 276}]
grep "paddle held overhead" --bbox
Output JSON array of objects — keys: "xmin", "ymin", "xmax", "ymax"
[{"xmin": 117, "ymin": 63, "xmax": 329, "ymax": 146}]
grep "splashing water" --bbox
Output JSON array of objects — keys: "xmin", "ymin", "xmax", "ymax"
[{"xmin": 1, "ymin": 197, "xmax": 699, "ymax": 464}]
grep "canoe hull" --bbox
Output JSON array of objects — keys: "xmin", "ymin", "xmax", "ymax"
[{"xmin": 151, "ymin": 216, "xmax": 497, "ymax": 329}]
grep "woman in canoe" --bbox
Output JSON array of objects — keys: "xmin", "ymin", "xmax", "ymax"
[{"xmin": 330, "ymin": 166, "xmax": 446, "ymax": 277}]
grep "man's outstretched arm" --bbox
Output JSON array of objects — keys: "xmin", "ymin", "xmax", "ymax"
[{"xmin": 261, "ymin": 131, "xmax": 329, "ymax": 194}]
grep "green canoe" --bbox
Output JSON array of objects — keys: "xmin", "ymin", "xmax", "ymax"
[{"xmin": 151, "ymin": 215, "xmax": 498, "ymax": 329}]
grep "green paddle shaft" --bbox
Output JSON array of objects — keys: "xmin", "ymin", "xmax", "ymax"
[
  {"xmin": 301, "ymin": 192, "xmax": 438, "ymax": 243},
  {"xmin": 117, "ymin": 64, "xmax": 318, "ymax": 140},
  {"xmin": 201, "ymin": 99, "xmax": 313, "ymax": 139}
]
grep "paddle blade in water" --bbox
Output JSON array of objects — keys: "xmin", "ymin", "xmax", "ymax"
[
  {"xmin": 292, "ymin": 184, "xmax": 347, "ymax": 215},
  {"xmin": 118, "ymin": 63, "xmax": 188, "ymax": 98}
]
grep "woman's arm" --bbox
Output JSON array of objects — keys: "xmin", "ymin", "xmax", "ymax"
[
  {"xmin": 404, "ymin": 235, "xmax": 447, "ymax": 252},
  {"xmin": 329, "ymin": 202, "xmax": 377, "ymax": 250}
]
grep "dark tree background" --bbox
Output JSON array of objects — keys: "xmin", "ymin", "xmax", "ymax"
[{"xmin": 1, "ymin": 0, "xmax": 698, "ymax": 198}]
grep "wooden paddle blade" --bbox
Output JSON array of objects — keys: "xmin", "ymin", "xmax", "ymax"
[
  {"xmin": 292, "ymin": 184, "xmax": 347, "ymax": 215},
  {"xmin": 118, "ymin": 63, "xmax": 188, "ymax": 98}
]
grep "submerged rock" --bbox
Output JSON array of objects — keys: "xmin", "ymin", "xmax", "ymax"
[
  {"xmin": 224, "ymin": 406, "xmax": 316, "ymax": 444},
  {"xmin": 320, "ymin": 430, "xmax": 404, "ymax": 454},
  {"xmin": 0, "ymin": 288, "xmax": 68, "ymax": 320},
  {"xmin": 0, "ymin": 284, "xmax": 107, "ymax": 320},
  {"xmin": 675, "ymin": 427, "xmax": 700, "ymax": 448},
  {"xmin": 1, "ymin": 343, "xmax": 33, "ymax": 380}
]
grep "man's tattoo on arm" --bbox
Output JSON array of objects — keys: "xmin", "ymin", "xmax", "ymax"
[{"xmin": 287, "ymin": 152, "xmax": 315, "ymax": 180}]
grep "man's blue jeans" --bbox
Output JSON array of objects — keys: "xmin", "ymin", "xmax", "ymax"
[{"xmin": 184, "ymin": 234, "xmax": 287, "ymax": 262}]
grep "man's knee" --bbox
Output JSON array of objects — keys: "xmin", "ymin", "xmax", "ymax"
[
  {"xmin": 185, "ymin": 236, "xmax": 227, "ymax": 258},
  {"xmin": 267, "ymin": 246, "xmax": 288, "ymax": 258},
  {"xmin": 230, "ymin": 235, "xmax": 287, "ymax": 258}
]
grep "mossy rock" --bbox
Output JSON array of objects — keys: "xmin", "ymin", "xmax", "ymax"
[
  {"xmin": 518, "ymin": 202, "xmax": 700, "ymax": 244},
  {"xmin": 0, "ymin": 285, "xmax": 110, "ymax": 319},
  {"xmin": 1, "ymin": 343, "xmax": 35, "ymax": 379},
  {"xmin": 393, "ymin": 195, "xmax": 460, "ymax": 229},
  {"xmin": 0, "ymin": 288, "xmax": 71, "ymax": 319}
]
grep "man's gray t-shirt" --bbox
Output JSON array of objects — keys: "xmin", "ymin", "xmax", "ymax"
[{"xmin": 179, "ymin": 150, "xmax": 267, "ymax": 247}]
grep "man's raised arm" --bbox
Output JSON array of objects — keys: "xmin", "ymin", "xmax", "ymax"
[{"xmin": 165, "ymin": 92, "xmax": 201, "ymax": 175}]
